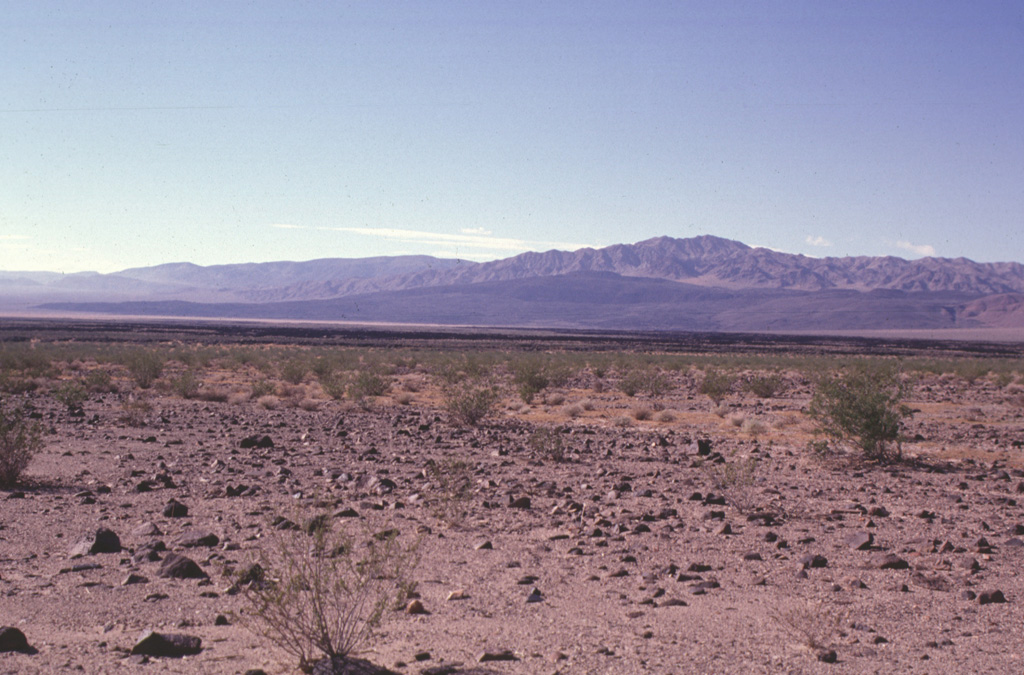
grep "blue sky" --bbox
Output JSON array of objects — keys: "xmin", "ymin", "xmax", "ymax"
[{"xmin": 2, "ymin": 1, "xmax": 1022, "ymax": 273}]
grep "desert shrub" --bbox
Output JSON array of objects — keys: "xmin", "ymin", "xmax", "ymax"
[
  {"xmin": 741, "ymin": 418, "xmax": 767, "ymax": 437},
  {"xmin": 125, "ymin": 350, "xmax": 164, "ymax": 389},
  {"xmin": 281, "ymin": 358, "xmax": 309, "ymax": 385},
  {"xmin": 712, "ymin": 403, "xmax": 730, "ymax": 418},
  {"xmin": 0, "ymin": 399, "xmax": 42, "ymax": 486},
  {"xmin": 425, "ymin": 458, "xmax": 476, "ymax": 526},
  {"xmin": 443, "ymin": 381, "xmax": 499, "ymax": 426},
  {"xmin": 52, "ymin": 380, "xmax": 88, "ymax": 411},
  {"xmin": 347, "ymin": 368, "xmax": 389, "ymax": 401},
  {"xmin": 654, "ymin": 409, "xmax": 676, "ymax": 423},
  {"xmin": 630, "ymin": 406, "xmax": 653, "ymax": 421},
  {"xmin": 119, "ymin": 397, "xmax": 152, "ymax": 427},
  {"xmin": 699, "ymin": 370, "xmax": 734, "ymax": 403},
  {"xmin": 240, "ymin": 513, "xmax": 417, "ymax": 672},
  {"xmin": 744, "ymin": 373, "xmax": 784, "ymax": 399},
  {"xmin": 612, "ymin": 415, "xmax": 634, "ymax": 427},
  {"xmin": 807, "ymin": 364, "xmax": 912, "ymax": 463},
  {"xmin": 619, "ymin": 367, "xmax": 671, "ymax": 398},
  {"xmin": 170, "ymin": 369, "xmax": 200, "ymax": 399},
  {"xmin": 0, "ymin": 372, "xmax": 38, "ymax": 394},
  {"xmin": 563, "ymin": 403, "xmax": 584, "ymax": 419},
  {"xmin": 83, "ymin": 368, "xmax": 116, "ymax": 393},
  {"xmin": 257, "ymin": 395, "xmax": 282, "ymax": 410},
  {"xmin": 545, "ymin": 392, "xmax": 566, "ymax": 406},
  {"xmin": 251, "ymin": 379, "xmax": 276, "ymax": 399},
  {"xmin": 528, "ymin": 426, "xmax": 566, "ymax": 462},
  {"xmin": 704, "ymin": 454, "xmax": 760, "ymax": 513},
  {"xmin": 198, "ymin": 386, "xmax": 230, "ymax": 403},
  {"xmin": 512, "ymin": 360, "xmax": 550, "ymax": 404},
  {"xmin": 580, "ymin": 399, "xmax": 596, "ymax": 411},
  {"xmin": 394, "ymin": 392, "xmax": 414, "ymax": 405}
]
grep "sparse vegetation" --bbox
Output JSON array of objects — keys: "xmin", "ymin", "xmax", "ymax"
[
  {"xmin": 124, "ymin": 350, "xmax": 165, "ymax": 389},
  {"xmin": 528, "ymin": 426, "xmax": 566, "ymax": 462},
  {"xmin": 52, "ymin": 379, "xmax": 88, "ymax": 411},
  {"xmin": 699, "ymin": 370, "xmax": 734, "ymax": 403},
  {"xmin": 0, "ymin": 398, "xmax": 42, "ymax": 486},
  {"xmin": 425, "ymin": 458, "xmax": 476, "ymax": 526},
  {"xmin": 808, "ymin": 363, "xmax": 912, "ymax": 463},
  {"xmin": 240, "ymin": 512, "xmax": 417, "ymax": 672},
  {"xmin": 443, "ymin": 380, "xmax": 499, "ymax": 426}
]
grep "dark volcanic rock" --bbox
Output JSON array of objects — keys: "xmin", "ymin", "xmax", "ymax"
[
  {"xmin": 157, "ymin": 552, "xmax": 208, "ymax": 579},
  {"xmin": 131, "ymin": 630, "xmax": 202, "ymax": 657},
  {"xmin": 0, "ymin": 626, "xmax": 36, "ymax": 654},
  {"xmin": 69, "ymin": 527, "xmax": 122, "ymax": 557},
  {"xmin": 163, "ymin": 499, "xmax": 189, "ymax": 518}
]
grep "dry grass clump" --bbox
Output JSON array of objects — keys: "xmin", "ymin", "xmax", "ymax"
[
  {"xmin": 727, "ymin": 413, "xmax": 745, "ymax": 428},
  {"xmin": 257, "ymin": 395, "xmax": 282, "ymax": 410},
  {"xmin": 712, "ymin": 403, "xmax": 730, "ymax": 418},
  {"xmin": 563, "ymin": 403, "xmax": 584, "ymax": 418},
  {"xmin": 545, "ymin": 392, "xmax": 566, "ymax": 406},
  {"xmin": 654, "ymin": 409, "xmax": 676, "ymax": 423},
  {"xmin": 631, "ymin": 406, "xmax": 653, "ymax": 421},
  {"xmin": 580, "ymin": 399, "xmax": 596, "ymax": 411},
  {"xmin": 612, "ymin": 415, "xmax": 634, "ymax": 427},
  {"xmin": 298, "ymin": 398, "xmax": 321, "ymax": 412},
  {"xmin": 394, "ymin": 392, "xmax": 414, "ymax": 405},
  {"xmin": 741, "ymin": 418, "xmax": 767, "ymax": 436}
]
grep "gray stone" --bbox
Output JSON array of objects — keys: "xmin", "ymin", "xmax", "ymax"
[
  {"xmin": 157, "ymin": 552, "xmax": 208, "ymax": 579},
  {"xmin": 0, "ymin": 626, "xmax": 35, "ymax": 654}
]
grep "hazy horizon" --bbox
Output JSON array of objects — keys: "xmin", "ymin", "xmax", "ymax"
[{"xmin": 4, "ymin": 2, "xmax": 1022, "ymax": 273}]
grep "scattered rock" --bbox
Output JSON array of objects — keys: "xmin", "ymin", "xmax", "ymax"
[
  {"xmin": 157, "ymin": 553, "xmax": 208, "ymax": 579},
  {"xmin": 0, "ymin": 626, "xmax": 36, "ymax": 654},
  {"xmin": 978, "ymin": 590, "xmax": 1007, "ymax": 605},
  {"xmin": 478, "ymin": 650, "xmax": 519, "ymax": 662},
  {"xmin": 69, "ymin": 528, "xmax": 121, "ymax": 557},
  {"xmin": 845, "ymin": 532, "xmax": 874, "ymax": 550},
  {"xmin": 163, "ymin": 499, "xmax": 189, "ymax": 518},
  {"xmin": 131, "ymin": 630, "xmax": 202, "ymax": 657}
]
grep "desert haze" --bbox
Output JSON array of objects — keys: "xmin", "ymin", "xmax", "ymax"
[{"xmin": 4, "ymin": 236, "xmax": 1024, "ymax": 333}]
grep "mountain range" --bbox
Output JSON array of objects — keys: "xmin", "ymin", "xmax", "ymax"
[{"xmin": 4, "ymin": 235, "xmax": 1024, "ymax": 332}]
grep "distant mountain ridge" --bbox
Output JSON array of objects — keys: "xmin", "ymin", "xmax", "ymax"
[{"xmin": 6, "ymin": 235, "xmax": 1024, "ymax": 332}]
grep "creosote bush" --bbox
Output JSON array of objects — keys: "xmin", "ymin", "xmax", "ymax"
[
  {"xmin": 240, "ymin": 513, "xmax": 417, "ymax": 673},
  {"xmin": 443, "ymin": 380, "xmax": 499, "ymax": 426},
  {"xmin": 0, "ymin": 398, "xmax": 42, "ymax": 486},
  {"xmin": 808, "ymin": 364, "xmax": 912, "ymax": 463},
  {"xmin": 124, "ymin": 350, "xmax": 165, "ymax": 389},
  {"xmin": 699, "ymin": 370, "xmax": 734, "ymax": 403}
]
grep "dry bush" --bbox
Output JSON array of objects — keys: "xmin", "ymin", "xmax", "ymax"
[
  {"xmin": 699, "ymin": 370, "xmax": 734, "ymax": 403},
  {"xmin": 631, "ymin": 406, "xmax": 653, "ymax": 421},
  {"xmin": 741, "ymin": 418, "xmax": 767, "ymax": 437},
  {"xmin": 563, "ymin": 403, "xmax": 584, "ymax": 419},
  {"xmin": 545, "ymin": 392, "xmax": 566, "ymax": 406},
  {"xmin": 654, "ymin": 409, "xmax": 676, "ymax": 423},
  {"xmin": 298, "ymin": 398, "xmax": 321, "ymax": 412},
  {"xmin": 727, "ymin": 413, "xmax": 745, "ymax": 427},
  {"xmin": 227, "ymin": 391, "xmax": 251, "ymax": 406},
  {"xmin": 528, "ymin": 426, "xmax": 566, "ymax": 462},
  {"xmin": 240, "ymin": 514, "xmax": 417, "ymax": 672},
  {"xmin": 712, "ymin": 403, "xmax": 730, "ymax": 418},
  {"xmin": 198, "ymin": 386, "xmax": 230, "ymax": 402},
  {"xmin": 772, "ymin": 600, "xmax": 849, "ymax": 658},
  {"xmin": 257, "ymin": 395, "xmax": 282, "ymax": 410},
  {"xmin": 119, "ymin": 397, "xmax": 152, "ymax": 427},
  {"xmin": 425, "ymin": 458, "xmax": 476, "ymax": 526},
  {"xmin": 250, "ymin": 379, "xmax": 275, "ymax": 399},
  {"xmin": 612, "ymin": 415, "xmax": 634, "ymax": 427},
  {"xmin": 580, "ymin": 399, "xmax": 596, "ymax": 411},
  {"xmin": 0, "ymin": 399, "xmax": 42, "ymax": 486},
  {"xmin": 394, "ymin": 392, "xmax": 414, "ymax": 406}
]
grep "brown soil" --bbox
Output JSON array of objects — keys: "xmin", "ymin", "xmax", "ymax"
[{"xmin": 2, "ymin": 324, "xmax": 1024, "ymax": 674}]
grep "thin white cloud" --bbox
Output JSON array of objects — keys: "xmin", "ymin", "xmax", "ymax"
[
  {"xmin": 460, "ymin": 227, "xmax": 492, "ymax": 236},
  {"xmin": 274, "ymin": 224, "xmax": 589, "ymax": 253},
  {"xmin": 806, "ymin": 235, "xmax": 832, "ymax": 247},
  {"xmin": 895, "ymin": 240, "xmax": 936, "ymax": 257}
]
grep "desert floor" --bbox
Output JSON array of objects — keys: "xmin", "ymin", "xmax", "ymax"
[{"xmin": 2, "ymin": 323, "xmax": 1024, "ymax": 674}]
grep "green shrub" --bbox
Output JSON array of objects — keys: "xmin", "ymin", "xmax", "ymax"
[
  {"xmin": 620, "ymin": 368, "xmax": 671, "ymax": 398},
  {"xmin": 280, "ymin": 358, "xmax": 309, "ymax": 385},
  {"xmin": 170, "ymin": 369, "xmax": 200, "ymax": 399},
  {"xmin": 744, "ymin": 373, "xmax": 783, "ymax": 399},
  {"xmin": 83, "ymin": 368, "xmax": 116, "ymax": 393},
  {"xmin": 0, "ymin": 399, "xmax": 42, "ymax": 486},
  {"xmin": 240, "ymin": 514, "xmax": 417, "ymax": 672},
  {"xmin": 808, "ymin": 364, "xmax": 912, "ymax": 463},
  {"xmin": 125, "ymin": 350, "xmax": 164, "ymax": 389},
  {"xmin": 699, "ymin": 370, "xmax": 734, "ymax": 403},
  {"xmin": 52, "ymin": 380, "xmax": 88, "ymax": 410},
  {"xmin": 347, "ymin": 368, "xmax": 389, "ymax": 401},
  {"xmin": 444, "ymin": 381, "xmax": 499, "ymax": 426}
]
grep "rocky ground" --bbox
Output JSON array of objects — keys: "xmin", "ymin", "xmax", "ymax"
[{"xmin": 3, "ymin": 350, "xmax": 1024, "ymax": 674}]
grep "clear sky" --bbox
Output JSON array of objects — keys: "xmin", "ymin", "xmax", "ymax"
[{"xmin": 2, "ymin": 1, "xmax": 1022, "ymax": 273}]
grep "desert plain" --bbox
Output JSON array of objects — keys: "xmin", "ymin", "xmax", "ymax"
[{"xmin": 2, "ymin": 320, "xmax": 1024, "ymax": 674}]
